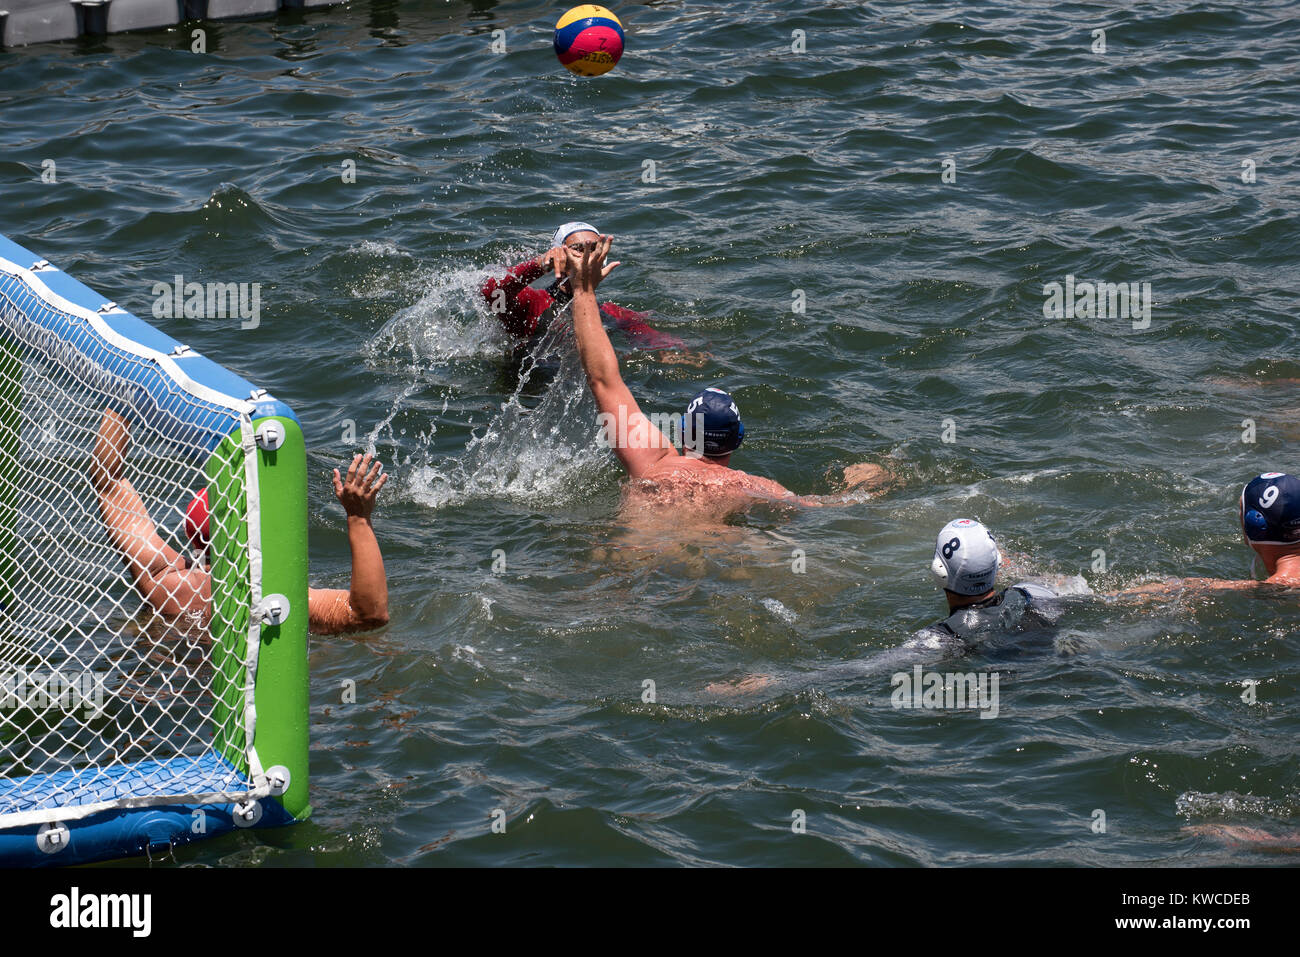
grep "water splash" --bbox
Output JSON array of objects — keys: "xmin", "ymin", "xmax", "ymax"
[
  {"xmin": 409, "ymin": 311, "xmax": 610, "ymax": 508},
  {"xmin": 363, "ymin": 262, "xmax": 611, "ymax": 510},
  {"xmin": 1176, "ymin": 790, "xmax": 1299, "ymax": 821},
  {"xmin": 761, "ymin": 598, "xmax": 798, "ymax": 624},
  {"xmin": 365, "ymin": 261, "xmax": 514, "ymax": 366}
]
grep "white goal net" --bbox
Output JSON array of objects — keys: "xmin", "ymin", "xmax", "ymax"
[{"xmin": 0, "ymin": 250, "xmax": 268, "ymax": 844}]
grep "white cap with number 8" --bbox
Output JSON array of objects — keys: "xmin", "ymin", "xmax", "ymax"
[{"xmin": 931, "ymin": 518, "xmax": 1001, "ymax": 595}]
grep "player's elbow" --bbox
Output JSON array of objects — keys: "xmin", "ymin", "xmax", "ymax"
[
  {"xmin": 350, "ymin": 602, "xmax": 389, "ymax": 631},
  {"xmin": 588, "ymin": 371, "xmax": 623, "ymax": 403}
]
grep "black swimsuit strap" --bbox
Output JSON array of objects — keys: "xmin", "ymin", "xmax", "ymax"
[{"xmin": 546, "ymin": 279, "xmax": 572, "ymax": 304}]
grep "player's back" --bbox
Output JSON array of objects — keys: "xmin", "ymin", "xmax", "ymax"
[
  {"xmin": 913, "ymin": 582, "xmax": 1064, "ymax": 652},
  {"xmin": 623, "ymin": 455, "xmax": 796, "ymax": 521}
]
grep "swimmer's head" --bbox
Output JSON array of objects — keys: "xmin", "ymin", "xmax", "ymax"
[
  {"xmin": 1239, "ymin": 472, "xmax": 1300, "ymax": 571},
  {"xmin": 930, "ymin": 518, "xmax": 1000, "ymax": 597},
  {"xmin": 682, "ymin": 387, "xmax": 744, "ymax": 460},
  {"xmin": 552, "ymin": 221, "xmax": 600, "ymax": 251},
  {"xmin": 184, "ymin": 488, "xmax": 210, "ymax": 554},
  {"xmin": 547, "ymin": 223, "xmax": 601, "ymax": 297}
]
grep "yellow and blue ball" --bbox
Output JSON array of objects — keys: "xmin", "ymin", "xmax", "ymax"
[{"xmin": 554, "ymin": 5, "xmax": 624, "ymax": 77}]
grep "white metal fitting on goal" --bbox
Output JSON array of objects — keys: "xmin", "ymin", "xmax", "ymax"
[
  {"xmin": 255, "ymin": 420, "xmax": 286, "ymax": 451},
  {"xmin": 266, "ymin": 765, "xmax": 291, "ymax": 797},
  {"xmin": 256, "ymin": 593, "xmax": 291, "ymax": 626},
  {"xmin": 37, "ymin": 822, "xmax": 70, "ymax": 854},
  {"xmin": 232, "ymin": 800, "xmax": 263, "ymax": 828}
]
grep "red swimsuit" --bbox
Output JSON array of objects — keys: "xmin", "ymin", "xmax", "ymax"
[{"xmin": 481, "ymin": 258, "xmax": 686, "ymax": 350}]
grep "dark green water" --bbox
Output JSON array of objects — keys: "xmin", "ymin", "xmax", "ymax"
[{"xmin": 2, "ymin": 0, "xmax": 1299, "ymax": 865}]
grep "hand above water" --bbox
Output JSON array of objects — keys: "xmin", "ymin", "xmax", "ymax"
[
  {"xmin": 563, "ymin": 234, "xmax": 621, "ymax": 294},
  {"xmin": 538, "ymin": 246, "xmax": 568, "ymax": 280},
  {"xmin": 333, "ymin": 452, "xmax": 388, "ymax": 521}
]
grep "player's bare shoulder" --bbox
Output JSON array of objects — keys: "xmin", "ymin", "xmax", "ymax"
[
  {"xmin": 727, "ymin": 468, "xmax": 796, "ymax": 499},
  {"xmin": 639, "ymin": 456, "xmax": 792, "ymax": 497}
]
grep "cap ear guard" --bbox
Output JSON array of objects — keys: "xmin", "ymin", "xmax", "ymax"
[
  {"xmin": 1240, "ymin": 473, "xmax": 1300, "ymax": 545},
  {"xmin": 931, "ymin": 548, "xmax": 1001, "ymax": 592},
  {"xmin": 930, "ymin": 553, "xmax": 949, "ymax": 587},
  {"xmin": 988, "ymin": 542, "xmax": 1002, "ymax": 584}
]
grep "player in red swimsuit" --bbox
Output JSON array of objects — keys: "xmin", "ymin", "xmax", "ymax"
[{"xmin": 480, "ymin": 221, "xmax": 686, "ymax": 351}]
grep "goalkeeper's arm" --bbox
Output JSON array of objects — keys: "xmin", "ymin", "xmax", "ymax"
[
  {"xmin": 307, "ymin": 452, "xmax": 391, "ymax": 635},
  {"xmin": 91, "ymin": 410, "xmax": 208, "ymax": 619}
]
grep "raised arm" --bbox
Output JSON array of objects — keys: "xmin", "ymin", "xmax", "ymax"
[
  {"xmin": 567, "ymin": 237, "xmax": 678, "ymax": 480},
  {"xmin": 91, "ymin": 409, "xmax": 208, "ymax": 618},
  {"xmin": 307, "ymin": 452, "xmax": 390, "ymax": 635}
]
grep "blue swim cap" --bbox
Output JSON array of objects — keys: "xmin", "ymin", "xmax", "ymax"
[
  {"xmin": 1240, "ymin": 472, "xmax": 1300, "ymax": 545},
  {"xmin": 682, "ymin": 387, "xmax": 744, "ymax": 457}
]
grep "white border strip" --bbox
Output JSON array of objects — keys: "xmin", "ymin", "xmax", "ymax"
[
  {"xmin": 0, "ymin": 254, "xmax": 255, "ymax": 418},
  {"xmin": 1, "ymin": 782, "xmax": 272, "ymax": 831},
  {"xmin": 240, "ymin": 417, "xmax": 267, "ymax": 789}
]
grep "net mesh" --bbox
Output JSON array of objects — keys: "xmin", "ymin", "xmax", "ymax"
[{"xmin": 0, "ymin": 265, "xmax": 259, "ymax": 829}]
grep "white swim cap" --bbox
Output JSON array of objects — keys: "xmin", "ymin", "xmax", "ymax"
[
  {"xmin": 930, "ymin": 518, "xmax": 1001, "ymax": 596},
  {"xmin": 552, "ymin": 222, "xmax": 600, "ymax": 248}
]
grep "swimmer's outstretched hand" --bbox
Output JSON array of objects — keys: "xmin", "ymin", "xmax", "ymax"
[
  {"xmin": 333, "ymin": 452, "xmax": 388, "ymax": 521},
  {"xmin": 539, "ymin": 246, "xmax": 568, "ymax": 280},
  {"xmin": 564, "ymin": 234, "xmax": 621, "ymax": 293},
  {"xmin": 1183, "ymin": 824, "xmax": 1300, "ymax": 851}
]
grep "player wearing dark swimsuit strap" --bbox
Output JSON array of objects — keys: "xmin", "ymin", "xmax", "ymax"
[{"xmin": 707, "ymin": 518, "xmax": 1063, "ymax": 695}]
